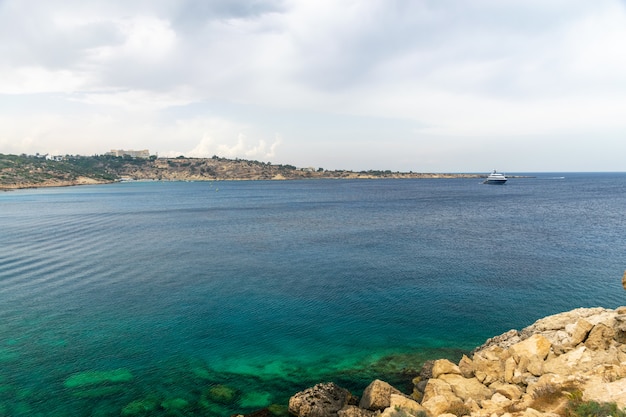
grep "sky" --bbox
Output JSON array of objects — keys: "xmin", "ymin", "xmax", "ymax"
[{"xmin": 1, "ymin": 0, "xmax": 625, "ymax": 172}]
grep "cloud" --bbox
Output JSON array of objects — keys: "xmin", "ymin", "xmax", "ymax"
[
  {"xmin": 181, "ymin": 121, "xmax": 282, "ymax": 160},
  {"xmin": 1, "ymin": 0, "xmax": 626, "ymax": 171}
]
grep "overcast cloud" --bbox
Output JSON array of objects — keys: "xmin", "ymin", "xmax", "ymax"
[{"xmin": 1, "ymin": 0, "xmax": 625, "ymax": 171}]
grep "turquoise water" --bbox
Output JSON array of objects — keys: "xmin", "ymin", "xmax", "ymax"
[{"xmin": 1, "ymin": 174, "xmax": 626, "ymax": 416}]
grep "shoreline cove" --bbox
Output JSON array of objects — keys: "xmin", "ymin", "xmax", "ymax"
[{"xmin": 2, "ymin": 176, "xmax": 625, "ymax": 416}]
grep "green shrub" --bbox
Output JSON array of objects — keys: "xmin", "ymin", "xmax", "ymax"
[{"xmin": 565, "ymin": 390, "xmax": 626, "ymax": 417}]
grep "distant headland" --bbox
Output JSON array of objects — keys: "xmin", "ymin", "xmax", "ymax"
[{"xmin": 0, "ymin": 152, "xmax": 483, "ymax": 190}]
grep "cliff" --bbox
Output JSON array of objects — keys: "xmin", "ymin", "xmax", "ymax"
[{"xmin": 287, "ymin": 297, "xmax": 626, "ymax": 417}]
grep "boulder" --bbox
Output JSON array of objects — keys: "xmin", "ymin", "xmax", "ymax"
[
  {"xmin": 480, "ymin": 392, "xmax": 513, "ymax": 414},
  {"xmin": 421, "ymin": 394, "xmax": 462, "ymax": 417},
  {"xmin": 337, "ymin": 405, "xmax": 377, "ymax": 417},
  {"xmin": 458, "ymin": 355, "xmax": 474, "ymax": 378},
  {"xmin": 504, "ymin": 356, "xmax": 517, "ymax": 383},
  {"xmin": 509, "ymin": 334, "xmax": 552, "ymax": 362},
  {"xmin": 613, "ymin": 314, "xmax": 626, "ymax": 343},
  {"xmin": 289, "ymin": 383, "xmax": 353, "ymax": 417},
  {"xmin": 431, "ymin": 359, "xmax": 461, "ymax": 378},
  {"xmin": 566, "ymin": 319, "xmax": 594, "ymax": 346},
  {"xmin": 438, "ymin": 374, "xmax": 492, "ymax": 402},
  {"xmin": 472, "ymin": 345, "xmax": 507, "ymax": 385},
  {"xmin": 379, "ymin": 394, "xmax": 426, "ymax": 417},
  {"xmin": 490, "ymin": 381, "xmax": 524, "ymax": 400},
  {"xmin": 584, "ymin": 323, "xmax": 615, "ymax": 350},
  {"xmin": 358, "ymin": 379, "xmax": 401, "ymax": 411}
]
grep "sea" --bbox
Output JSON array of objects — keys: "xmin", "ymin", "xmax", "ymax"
[{"xmin": 1, "ymin": 173, "xmax": 625, "ymax": 416}]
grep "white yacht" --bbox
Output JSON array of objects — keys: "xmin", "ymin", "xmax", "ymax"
[{"xmin": 483, "ymin": 170, "xmax": 507, "ymax": 184}]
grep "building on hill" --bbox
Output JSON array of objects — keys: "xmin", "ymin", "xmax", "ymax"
[{"xmin": 106, "ymin": 149, "xmax": 150, "ymax": 158}]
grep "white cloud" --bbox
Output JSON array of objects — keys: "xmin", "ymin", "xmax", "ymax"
[
  {"xmin": 180, "ymin": 120, "xmax": 282, "ymax": 160},
  {"xmin": 1, "ymin": 0, "xmax": 626, "ymax": 171}
]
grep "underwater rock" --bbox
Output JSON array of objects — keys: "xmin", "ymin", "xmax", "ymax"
[
  {"xmin": 64, "ymin": 368, "xmax": 133, "ymax": 388},
  {"xmin": 206, "ymin": 384, "xmax": 238, "ymax": 404},
  {"xmin": 161, "ymin": 397, "xmax": 190, "ymax": 410},
  {"xmin": 121, "ymin": 398, "xmax": 158, "ymax": 416}
]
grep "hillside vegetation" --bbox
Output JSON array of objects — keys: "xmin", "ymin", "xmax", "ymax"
[{"xmin": 0, "ymin": 153, "xmax": 480, "ymax": 189}]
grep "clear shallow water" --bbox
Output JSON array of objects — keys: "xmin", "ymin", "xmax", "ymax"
[{"xmin": 1, "ymin": 174, "xmax": 626, "ymax": 416}]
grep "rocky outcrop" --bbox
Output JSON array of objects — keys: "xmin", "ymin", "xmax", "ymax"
[
  {"xmin": 288, "ymin": 306, "xmax": 626, "ymax": 417},
  {"xmin": 288, "ymin": 383, "xmax": 355, "ymax": 417}
]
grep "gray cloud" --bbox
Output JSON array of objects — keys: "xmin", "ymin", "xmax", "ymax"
[{"xmin": 1, "ymin": 0, "xmax": 626, "ymax": 171}]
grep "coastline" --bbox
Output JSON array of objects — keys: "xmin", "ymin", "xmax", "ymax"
[
  {"xmin": 0, "ymin": 173, "xmax": 483, "ymax": 191},
  {"xmin": 0, "ymin": 153, "xmax": 484, "ymax": 191},
  {"xmin": 0, "ymin": 176, "xmax": 113, "ymax": 191}
]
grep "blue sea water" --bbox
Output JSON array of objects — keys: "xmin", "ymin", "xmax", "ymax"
[{"xmin": 1, "ymin": 174, "xmax": 626, "ymax": 416}]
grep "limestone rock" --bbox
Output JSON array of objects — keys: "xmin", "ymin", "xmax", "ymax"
[
  {"xmin": 504, "ymin": 356, "xmax": 517, "ymax": 383},
  {"xmin": 438, "ymin": 374, "xmax": 492, "ymax": 402},
  {"xmin": 472, "ymin": 345, "xmax": 507, "ymax": 385},
  {"xmin": 622, "ymin": 270, "xmax": 626, "ymax": 290},
  {"xmin": 422, "ymin": 378, "xmax": 455, "ymax": 403},
  {"xmin": 472, "ymin": 329, "xmax": 521, "ymax": 352},
  {"xmin": 379, "ymin": 394, "xmax": 425, "ymax": 417},
  {"xmin": 490, "ymin": 381, "xmax": 524, "ymax": 400},
  {"xmin": 481, "ymin": 392, "xmax": 513, "ymax": 414},
  {"xmin": 583, "ymin": 375, "xmax": 626, "ymax": 408},
  {"xmin": 458, "ymin": 354, "xmax": 474, "ymax": 378},
  {"xmin": 431, "ymin": 359, "xmax": 461, "ymax": 378},
  {"xmin": 289, "ymin": 383, "xmax": 353, "ymax": 417},
  {"xmin": 613, "ymin": 314, "xmax": 626, "ymax": 343},
  {"xmin": 584, "ymin": 323, "xmax": 615, "ymax": 350},
  {"xmin": 509, "ymin": 334, "xmax": 552, "ymax": 362},
  {"xmin": 567, "ymin": 319, "xmax": 594, "ymax": 346},
  {"xmin": 337, "ymin": 405, "xmax": 377, "ymax": 417},
  {"xmin": 421, "ymin": 394, "xmax": 462, "ymax": 417},
  {"xmin": 358, "ymin": 379, "xmax": 401, "ymax": 411}
]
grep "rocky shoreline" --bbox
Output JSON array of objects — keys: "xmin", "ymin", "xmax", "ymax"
[
  {"xmin": 0, "ymin": 176, "xmax": 111, "ymax": 190},
  {"xmin": 1, "ymin": 171, "xmax": 481, "ymax": 191},
  {"xmin": 281, "ymin": 276, "xmax": 626, "ymax": 417}
]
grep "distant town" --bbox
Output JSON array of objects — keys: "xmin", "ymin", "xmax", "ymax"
[{"xmin": 1, "ymin": 150, "xmax": 482, "ymax": 190}]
